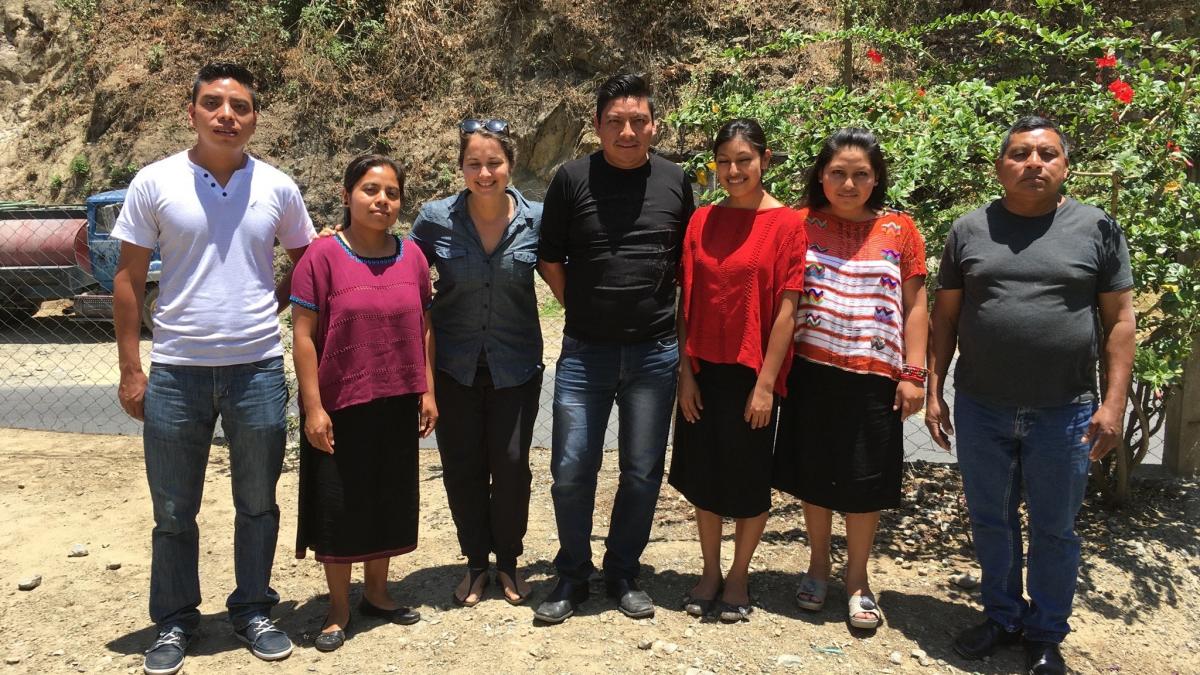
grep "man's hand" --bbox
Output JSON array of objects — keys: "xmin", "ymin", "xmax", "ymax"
[
  {"xmin": 894, "ymin": 381, "xmax": 924, "ymax": 421},
  {"xmin": 677, "ymin": 369, "xmax": 703, "ymax": 423},
  {"xmin": 1082, "ymin": 403, "xmax": 1123, "ymax": 461},
  {"xmin": 924, "ymin": 392, "xmax": 955, "ymax": 452},
  {"xmin": 744, "ymin": 382, "xmax": 773, "ymax": 430},
  {"xmin": 304, "ymin": 408, "xmax": 335, "ymax": 454},
  {"xmin": 118, "ymin": 369, "xmax": 148, "ymax": 421},
  {"xmin": 419, "ymin": 391, "xmax": 438, "ymax": 438}
]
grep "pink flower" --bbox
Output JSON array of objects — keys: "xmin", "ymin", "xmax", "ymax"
[
  {"xmin": 1095, "ymin": 54, "xmax": 1118, "ymax": 69},
  {"xmin": 866, "ymin": 48, "xmax": 883, "ymax": 64},
  {"xmin": 1108, "ymin": 80, "xmax": 1134, "ymax": 104}
]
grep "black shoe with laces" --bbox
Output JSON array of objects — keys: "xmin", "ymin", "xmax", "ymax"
[{"xmin": 143, "ymin": 627, "xmax": 188, "ymax": 675}]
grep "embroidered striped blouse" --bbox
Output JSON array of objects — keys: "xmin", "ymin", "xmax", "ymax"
[{"xmin": 793, "ymin": 207, "xmax": 927, "ymax": 380}]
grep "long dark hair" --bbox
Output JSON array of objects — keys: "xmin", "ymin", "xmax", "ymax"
[
  {"xmin": 341, "ymin": 154, "xmax": 406, "ymax": 229},
  {"xmin": 712, "ymin": 118, "xmax": 768, "ymax": 157},
  {"xmin": 803, "ymin": 128, "xmax": 889, "ymax": 211}
]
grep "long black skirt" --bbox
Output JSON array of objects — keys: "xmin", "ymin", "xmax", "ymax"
[
  {"xmin": 296, "ymin": 394, "xmax": 420, "ymax": 563},
  {"xmin": 773, "ymin": 359, "xmax": 903, "ymax": 513},
  {"xmin": 668, "ymin": 361, "xmax": 776, "ymax": 518}
]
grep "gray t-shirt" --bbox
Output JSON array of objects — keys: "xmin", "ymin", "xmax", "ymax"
[{"xmin": 937, "ymin": 197, "xmax": 1133, "ymax": 407}]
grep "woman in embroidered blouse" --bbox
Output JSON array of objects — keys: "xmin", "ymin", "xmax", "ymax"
[
  {"xmin": 772, "ymin": 128, "xmax": 929, "ymax": 630},
  {"xmin": 409, "ymin": 119, "xmax": 543, "ymax": 607},
  {"xmin": 668, "ymin": 118, "xmax": 807, "ymax": 622},
  {"xmin": 291, "ymin": 154, "xmax": 437, "ymax": 652}
]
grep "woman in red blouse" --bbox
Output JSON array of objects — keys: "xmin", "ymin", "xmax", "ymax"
[{"xmin": 668, "ymin": 118, "xmax": 807, "ymax": 622}]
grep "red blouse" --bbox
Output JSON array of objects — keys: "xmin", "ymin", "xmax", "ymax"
[{"xmin": 679, "ymin": 205, "xmax": 808, "ymax": 395}]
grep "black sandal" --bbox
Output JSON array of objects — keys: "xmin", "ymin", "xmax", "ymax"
[
  {"xmin": 495, "ymin": 559, "xmax": 530, "ymax": 606},
  {"xmin": 452, "ymin": 566, "xmax": 490, "ymax": 607}
]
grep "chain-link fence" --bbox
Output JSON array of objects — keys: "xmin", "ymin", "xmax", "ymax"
[{"xmin": 0, "ymin": 214, "xmax": 1166, "ymax": 465}]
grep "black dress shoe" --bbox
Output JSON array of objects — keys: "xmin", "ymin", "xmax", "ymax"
[
  {"xmin": 953, "ymin": 619, "xmax": 1022, "ymax": 660},
  {"xmin": 605, "ymin": 578, "xmax": 655, "ymax": 619},
  {"xmin": 358, "ymin": 598, "xmax": 420, "ymax": 625},
  {"xmin": 1024, "ymin": 640, "xmax": 1066, "ymax": 675},
  {"xmin": 533, "ymin": 578, "xmax": 589, "ymax": 624}
]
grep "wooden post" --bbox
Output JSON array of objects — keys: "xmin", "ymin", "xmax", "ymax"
[
  {"xmin": 1165, "ymin": 338, "xmax": 1200, "ymax": 476},
  {"xmin": 842, "ymin": 2, "xmax": 854, "ymax": 90}
]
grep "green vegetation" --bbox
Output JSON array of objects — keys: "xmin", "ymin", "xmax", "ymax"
[
  {"xmin": 670, "ymin": 0, "xmax": 1200, "ymax": 502},
  {"xmin": 146, "ymin": 44, "xmax": 165, "ymax": 73},
  {"xmin": 69, "ymin": 155, "xmax": 90, "ymax": 178}
]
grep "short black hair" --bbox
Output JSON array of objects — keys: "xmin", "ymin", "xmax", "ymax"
[
  {"xmin": 191, "ymin": 62, "xmax": 259, "ymax": 111},
  {"xmin": 595, "ymin": 73, "xmax": 656, "ymax": 122},
  {"xmin": 713, "ymin": 118, "xmax": 769, "ymax": 157},
  {"xmin": 999, "ymin": 115, "xmax": 1070, "ymax": 161},
  {"xmin": 803, "ymin": 127, "xmax": 890, "ymax": 212},
  {"xmin": 341, "ymin": 154, "xmax": 406, "ymax": 229}
]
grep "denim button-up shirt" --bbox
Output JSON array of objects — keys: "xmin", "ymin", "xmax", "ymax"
[{"xmin": 409, "ymin": 187, "xmax": 544, "ymax": 388}]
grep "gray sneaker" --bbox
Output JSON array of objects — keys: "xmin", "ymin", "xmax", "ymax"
[
  {"xmin": 234, "ymin": 616, "xmax": 293, "ymax": 661},
  {"xmin": 143, "ymin": 627, "xmax": 187, "ymax": 675}
]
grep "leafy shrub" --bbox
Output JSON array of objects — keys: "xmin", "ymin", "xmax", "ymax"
[{"xmin": 670, "ymin": 0, "xmax": 1199, "ymax": 502}]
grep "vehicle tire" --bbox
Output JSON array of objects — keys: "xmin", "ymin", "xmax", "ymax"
[{"xmin": 141, "ymin": 285, "xmax": 159, "ymax": 333}]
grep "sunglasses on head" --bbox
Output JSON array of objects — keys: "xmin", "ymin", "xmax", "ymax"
[{"xmin": 459, "ymin": 118, "xmax": 510, "ymax": 135}]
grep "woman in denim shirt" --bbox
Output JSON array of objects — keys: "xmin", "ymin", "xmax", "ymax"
[{"xmin": 410, "ymin": 119, "xmax": 544, "ymax": 606}]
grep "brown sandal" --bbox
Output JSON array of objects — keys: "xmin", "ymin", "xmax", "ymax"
[{"xmin": 452, "ymin": 566, "xmax": 490, "ymax": 607}]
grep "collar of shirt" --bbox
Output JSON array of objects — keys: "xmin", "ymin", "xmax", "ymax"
[{"xmin": 447, "ymin": 186, "xmax": 535, "ymax": 254}]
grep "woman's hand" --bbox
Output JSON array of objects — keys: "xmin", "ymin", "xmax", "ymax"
[
  {"xmin": 419, "ymin": 391, "xmax": 438, "ymax": 438},
  {"xmin": 315, "ymin": 224, "xmax": 342, "ymax": 238},
  {"xmin": 743, "ymin": 382, "xmax": 774, "ymax": 429},
  {"xmin": 894, "ymin": 381, "xmax": 924, "ymax": 421},
  {"xmin": 304, "ymin": 408, "xmax": 335, "ymax": 454},
  {"xmin": 677, "ymin": 369, "xmax": 703, "ymax": 423}
]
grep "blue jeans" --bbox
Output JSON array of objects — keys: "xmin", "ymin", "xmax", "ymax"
[
  {"xmin": 954, "ymin": 390, "xmax": 1094, "ymax": 643},
  {"xmin": 143, "ymin": 356, "xmax": 288, "ymax": 634},
  {"xmin": 550, "ymin": 335, "xmax": 678, "ymax": 582}
]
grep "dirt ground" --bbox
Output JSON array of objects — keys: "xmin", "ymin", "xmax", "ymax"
[{"xmin": 1, "ymin": 428, "xmax": 1197, "ymax": 675}]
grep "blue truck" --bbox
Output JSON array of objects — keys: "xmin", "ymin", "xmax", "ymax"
[{"xmin": 0, "ymin": 190, "xmax": 161, "ymax": 329}]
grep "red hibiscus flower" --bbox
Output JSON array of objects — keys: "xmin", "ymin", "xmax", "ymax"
[
  {"xmin": 1108, "ymin": 79, "xmax": 1134, "ymax": 104},
  {"xmin": 916, "ymin": 87, "xmax": 926, "ymax": 97},
  {"xmin": 1167, "ymin": 140, "xmax": 1181, "ymax": 153},
  {"xmin": 1095, "ymin": 54, "xmax": 1118, "ymax": 69},
  {"xmin": 866, "ymin": 48, "xmax": 883, "ymax": 64}
]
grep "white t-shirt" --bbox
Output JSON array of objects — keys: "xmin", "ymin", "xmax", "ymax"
[{"xmin": 112, "ymin": 150, "xmax": 315, "ymax": 366}]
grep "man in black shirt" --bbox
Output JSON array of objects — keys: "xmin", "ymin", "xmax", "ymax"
[{"xmin": 535, "ymin": 74, "xmax": 695, "ymax": 624}]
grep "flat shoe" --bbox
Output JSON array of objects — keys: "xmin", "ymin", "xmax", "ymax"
[
  {"xmin": 717, "ymin": 600, "xmax": 753, "ymax": 623},
  {"xmin": 358, "ymin": 598, "xmax": 420, "ymax": 625},
  {"xmin": 683, "ymin": 593, "xmax": 718, "ymax": 618},
  {"xmin": 847, "ymin": 593, "xmax": 882, "ymax": 629},
  {"xmin": 313, "ymin": 627, "xmax": 346, "ymax": 652},
  {"xmin": 795, "ymin": 573, "xmax": 828, "ymax": 611}
]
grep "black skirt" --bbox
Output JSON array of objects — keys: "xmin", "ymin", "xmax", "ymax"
[
  {"xmin": 668, "ymin": 361, "xmax": 776, "ymax": 518},
  {"xmin": 773, "ymin": 359, "xmax": 903, "ymax": 513},
  {"xmin": 296, "ymin": 394, "xmax": 420, "ymax": 563}
]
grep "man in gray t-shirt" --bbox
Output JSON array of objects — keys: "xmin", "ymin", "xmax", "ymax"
[{"xmin": 926, "ymin": 116, "xmax": 1135, "ymax": 675}]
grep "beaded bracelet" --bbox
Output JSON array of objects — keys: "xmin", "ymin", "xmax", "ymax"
[{"xmin": 899, "ymin": 364, "xmax": 928, "ymax": 385}]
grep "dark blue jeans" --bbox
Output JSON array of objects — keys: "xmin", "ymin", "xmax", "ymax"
[
  {"xmin": 550, "ymin": 335, "xmax": 678, "ymax": 582},
  {"xmin": 143, "ymin": 356, "xmax": 287, "ymax": 634},
  {"xmin": 954, "ymin": 390, "xmax": 1094, "ymax": 643}
]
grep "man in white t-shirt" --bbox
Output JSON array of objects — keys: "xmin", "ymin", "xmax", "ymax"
[{"xmin": 111, "ymin": 63, "xmax": 315, "ymax": 675}]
